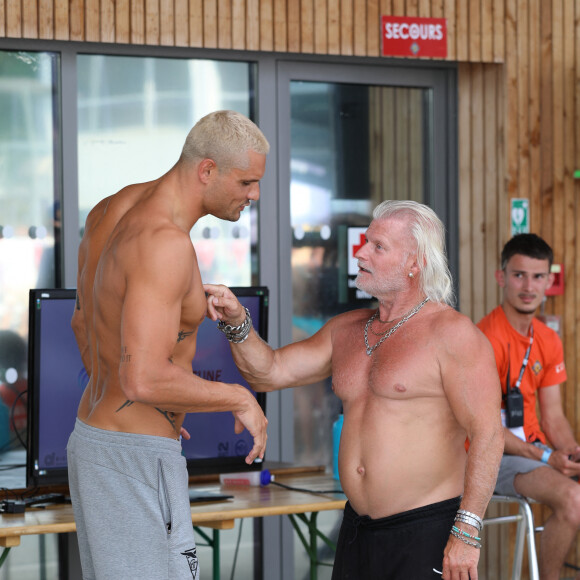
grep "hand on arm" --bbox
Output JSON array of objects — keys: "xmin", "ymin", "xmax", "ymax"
[
  {"xmin": 502, "ymin": 396, "xmax": 580, "ymax": 477},
  {"xmin": 543, "ymin": 449, "xmax": 580, "ymax": 476},
  {"xmin": 205, "ymin": 283, "xmax": 248, "ymax": 326},
  {"xmin": 440, "ymin": 318, "xmax": 504, "ymax": 580},
  {"xmin": 204, "ymin": 283, "xmax": 334, "ymax": 392}
]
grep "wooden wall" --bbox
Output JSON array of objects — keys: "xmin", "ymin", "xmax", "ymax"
[
  {"xmin": 0, "ymin": 0, "xmax": 510, "ymax": 59},
  {"xmin": 2, "ymin": 0, "xmax": 579, "ymax": 577},
  {"xmin": 369, "ymin": 86, "xmax": 425, "ymax": 205}
]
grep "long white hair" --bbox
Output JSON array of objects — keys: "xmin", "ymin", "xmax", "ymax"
[{"xmin": 373, "ymin": 200, "xmax": 455, "ymax": 306}]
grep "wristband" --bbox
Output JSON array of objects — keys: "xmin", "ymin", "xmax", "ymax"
[{"xmin": 540, "ymin": 448, "xmax": 552, "ymax": 464}]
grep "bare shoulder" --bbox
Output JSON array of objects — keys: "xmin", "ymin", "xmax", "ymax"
[
  {"xmin": 325, "ymin": 308, "xmax": 374, "ymax": 331},
  {"xmin": 103, "ymin": 203, "xmax": 196, "ymax": 301},
  {"xmin": 320, "ymin": 308, "xmax": 376, "ymax": 335},
  {"xmin": 290, "ymin": 308, "xmax": 373, "ymax": 361},
  {"xmin": 298, "ymin": 308, "xmax": 373, "ymax": 340},
  {"xmin": 124, "ymin": 221, "xmax": 194, "ymax": 271},
  {"xmin": 86, "ymin": 195, "xmax": 113, "ymax": 220},
  {"xmin": 82, "ymin": 196, "xmax": 114, "ymax": 238},
  {"xmin": 428, "ymin": 303, "xmax": 492, "ymax": 354}
]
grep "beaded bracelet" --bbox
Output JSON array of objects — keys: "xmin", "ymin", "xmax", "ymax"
[
  {"xmin": 450, "ymin": 528, "xmax": 482, "ymax": 549},
  {"xmin": 452, "ymin": 525, "xmax": 481, "ymax": 541},
  {"xmin": 217, "ymin": 307, "xmax": 252, "ymax": 343}
]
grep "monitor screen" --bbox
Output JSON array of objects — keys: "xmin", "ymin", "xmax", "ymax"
[{"xmin": 26, "ymin": 287, "xmax": 268, "ymax": 487}]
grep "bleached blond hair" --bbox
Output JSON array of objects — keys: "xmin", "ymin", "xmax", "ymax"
[{"xmin": 180, "ymin": 110, "xmax": 270, "ymax": 173}]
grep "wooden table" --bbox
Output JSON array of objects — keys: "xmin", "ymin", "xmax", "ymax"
[{"xmin": 0, "ymin": 472, "xmax": 346, "ymax": 580}]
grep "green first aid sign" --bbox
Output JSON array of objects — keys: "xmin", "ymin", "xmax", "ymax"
[{"xmin": 511, "ymin": 198, "xmax": 529, "ymax": 235}]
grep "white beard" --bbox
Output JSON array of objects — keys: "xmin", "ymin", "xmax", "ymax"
[{"xmin": 355, "ymin": 262, "xmax": 407, "ymax": 298}]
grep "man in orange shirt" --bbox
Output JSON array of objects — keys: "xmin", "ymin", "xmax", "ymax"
[{"xmin": 477, "ymin": 233, "xmax": 580, "ymax": 580}]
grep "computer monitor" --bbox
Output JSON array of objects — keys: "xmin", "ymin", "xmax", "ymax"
[{"xmin": 26, "ymin": 287, "xmax": 268, "ymax": 487}]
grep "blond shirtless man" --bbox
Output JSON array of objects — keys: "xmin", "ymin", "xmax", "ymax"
[
  {"xmin": 205, "ymin": 200, "xmax": 504, "ymax": 580},
  {"xmin": 67, "ymin": 110, "xmax": 269, "ymax": 580}
]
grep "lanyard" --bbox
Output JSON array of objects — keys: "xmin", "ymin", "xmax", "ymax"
[{"xmin": 507, "ymin": 325, "xmax": 534, "ymax": 392}]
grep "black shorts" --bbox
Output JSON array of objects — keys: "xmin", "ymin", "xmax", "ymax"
[{"xmin": 332, "ymin": 496, "xmax": 461, "ymax": 579}]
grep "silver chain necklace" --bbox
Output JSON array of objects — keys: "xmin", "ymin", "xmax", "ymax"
[{"xmin": 364, "ymin": 297, "xmax": 430, "ymax": 356}]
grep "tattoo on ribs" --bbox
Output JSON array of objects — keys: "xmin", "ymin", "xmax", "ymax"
[
  {"xmin": 115, "ymin": 401, "xmax": 177, "ymax": 433},
  {"xmin": 116, "ymin": 400, "xmax": 135, "ymax": 412},
  {"xmin": 156, "ymin": 408, "xmax": 177, "ymax": 430},
  {"xmin": 121, "ymin": 346, "xmax": 132, "ymax": 363},
  {"xmin": 75, "ymin": 293, "xmax": 81, "ymax": 311},
  {"xmin": 177, "ymin": 330, "xmax": 194, "ymax": 343}
]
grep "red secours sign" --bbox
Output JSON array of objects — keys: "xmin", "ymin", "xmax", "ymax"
[{"xmin": 381, "ymin": 16, "xmax": 447, "ymax": 58}]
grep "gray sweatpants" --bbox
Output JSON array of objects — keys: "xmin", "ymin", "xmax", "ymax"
[{"xmin": 67, "ymin": 419, "xmax": 199, "ymax": 580}]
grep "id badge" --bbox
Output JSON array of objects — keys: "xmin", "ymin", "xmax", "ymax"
[{"xmin": 500, "ymin": 409, "xmax": 526, "ymax": 441}]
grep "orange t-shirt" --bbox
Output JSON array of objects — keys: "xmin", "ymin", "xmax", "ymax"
[{"xmin": 477, "ymin": 306, "xmax": 567, "ymax": 444}]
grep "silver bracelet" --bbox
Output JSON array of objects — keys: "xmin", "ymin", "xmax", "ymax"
[
  {"xmin": 455, "ymin": 514, "xmax": 483, "ymax": 532},
  {"xmin": 217, "ymin": 307, "xmax": 252, "ymax": 343},
  {"xmin": 457, "ymin": 509, "xmax": 483, "ymax": 527},
  {"xmin": 455, "ymin": 509, "xmax": 483, "ymax": 532}
]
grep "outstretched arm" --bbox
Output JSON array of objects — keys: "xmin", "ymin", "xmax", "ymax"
[{"xmin": 204, "ymin": 283, "xmax": 333, "ymax": 391}]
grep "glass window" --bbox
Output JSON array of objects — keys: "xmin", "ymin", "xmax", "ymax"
[
  {"xmin": 77, "ymin": 55, "xmax": 258, "ymax": 286},
  {"xmin": 0, "ymin": 50, "xmax": 60, "ymax": 469},
  {"xmin": 290, "ymin": 81, "xmax": 433, "ymax": 470}
]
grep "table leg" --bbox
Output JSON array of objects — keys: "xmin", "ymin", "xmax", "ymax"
[
  {"xmin": 287, "ymin": 512, "xmax": 337, "ymax": 580},
  {"xmin": 212, "ymin": 529, "xmax": 220, "ymax": 579},
  {"xmin": 309, "ymin": 512, "xmax": 318, "ymax": 580},
  {"xmin": 0, "ymin": 547, "xmax": 11, "ymax": 568},
  {"xmin": 193, "ymin": 526, "xmax": 220, "ymax": 580}
]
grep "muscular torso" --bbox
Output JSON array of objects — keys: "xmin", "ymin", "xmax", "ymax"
[
  {"xmin": 76, "ymin": 181, "xmax": 205, "ymax": 439},
  {"xmin": 331, "ymin": 305, "xmax": 467, "ymax": 519}
]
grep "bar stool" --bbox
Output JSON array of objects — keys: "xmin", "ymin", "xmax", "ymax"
[{"xmin": 484, "ymin": 494, "xmax": 539, "ymax": 580}]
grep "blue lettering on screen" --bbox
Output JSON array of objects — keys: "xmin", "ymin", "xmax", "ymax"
[{"xmin": 192, "ymin": 369, "xmax": 223, "ymax": 381}]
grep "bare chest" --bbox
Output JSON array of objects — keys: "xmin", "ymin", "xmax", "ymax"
[
  {"xmin": 173, "ymin": 272, "xmax": 206, "ymax": 353},
  {"xmin": 331, "ymin": 320, "xmax": 443, "ymax": 403}
]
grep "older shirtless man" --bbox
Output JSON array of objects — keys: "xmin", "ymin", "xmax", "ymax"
[
  {"xmin": 68, "ymin": 110, "xmax": 269, "ymax": 580},
  {"xmin": 205, "ymin": 200, "xmax": 503, "ymax": 579}
]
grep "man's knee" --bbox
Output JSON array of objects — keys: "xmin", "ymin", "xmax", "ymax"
[
  {"xmin": 557, "ymin": 483, "xmax": 580, "ymax": 525},
  {"xmin": 515, "ymin": 468, "xmax": 580, "ymax": 522}
]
